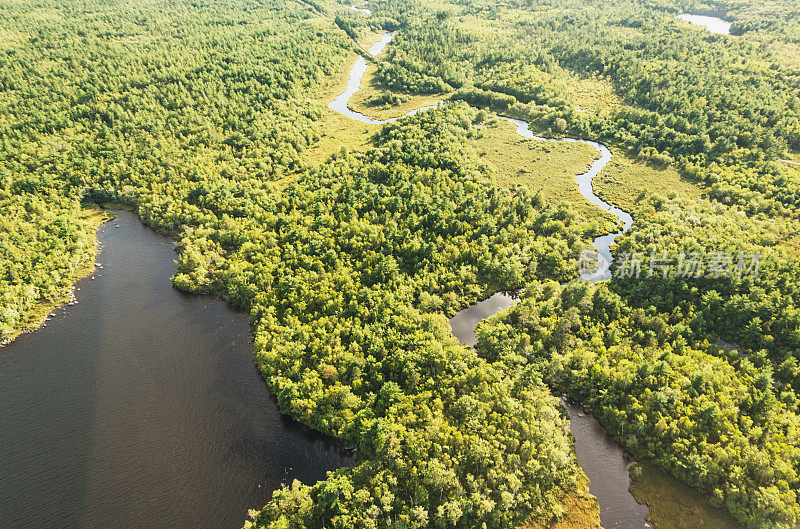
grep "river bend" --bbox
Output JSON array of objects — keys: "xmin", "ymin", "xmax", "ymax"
[{"xmin": 324, "ymin": 28, "xmax": 649, "ymax": 529}]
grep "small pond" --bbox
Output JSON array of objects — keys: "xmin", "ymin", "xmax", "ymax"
[{"xmin": 677, "ymin": 14, "xmax": 732, "ymax": 35}]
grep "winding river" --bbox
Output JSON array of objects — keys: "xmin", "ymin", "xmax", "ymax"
[
  {"xmin": 326, "ymin": 29, "xmax": 647, "ymax": 529},
  {"xmin": 504, "ymin": 118, "xmax": 633, "ymax": 282},
  {"xmin": 0, "ymin": 211, "xmax": 350, "ymax": 529},
  {"xmin": 329, "ymin": 32, "xmax": 632, "ymax": 282},
  {"xmin": 328, "ymin": 33, "xmax": 439, "ymax": 124}
]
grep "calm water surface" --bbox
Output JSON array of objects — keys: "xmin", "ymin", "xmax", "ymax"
[
  {"xmin": 677, "ymin": 14, "xmax": 732, "ymax": 35},
  {"xmin": 0, "ymin": 211, "xmax": 349, "ymax": 529},
  {"xmin": 564, "ymin": 402, "xmax": 651, "ymax": 529},
  {"xmin": 448, "ymin": 292, "xmax": 517, "ymax": 347}
]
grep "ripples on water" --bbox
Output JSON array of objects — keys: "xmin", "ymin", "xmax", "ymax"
[
  {"xmin": 0, "ymin": 211, "xmax": 350, "ymax": 529},
  {"xmin": 565, "ymin": 402, "xmax": 652, "ymax": 529}
]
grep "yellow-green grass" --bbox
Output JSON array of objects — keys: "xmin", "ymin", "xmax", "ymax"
[
  {"xmin": 347, "ymin": 24, "xmax": 448, "ymax": 120},
  {"xmin": 306, "ymin": 25, "xmax": 628, "ymax": 241},
  {"xmin": 446, "ymin": 11, "xmax": 622, "ymax": 115},
  {"xmin": 629, "ymin": 463, "xmax": 743, "ymax": 529},
  {"xmin": 348, "ymin": 61, "xmax": 448, "ymax": 121},
  {"xmin": 593, "ymin": 152, "xmax": 703, "ymax": 214},
  {"xmin": 19, "ymin": 7, "xmax": 63, "ymax": 23},
  {"xmin": 780, "ymin": 154, "xmax": 800, "ymax": 197},
  {"xmin": 594, "ymin": 151, "xmax": 800, "ymax": 259},
  {"xmin": 469, "ymin": 117, "xmax": 618, "ymax": 232},
  {"xmin": 772, "ymin": 42, "xmax": 800, "ymax": 70},
  {"xmin": 777, "ymin": 228, "xmax": 800, "ymax": 258},
  {"xmin": 303, "ymin": 108, "xmax": 378, "ymax": 167},
  {"xmin": 780, "ymin": 160, "xmax": 800, "ymax": 193},
  {"xmin": 301, "ymin": 38, "xmax": 384, "ymax": 168},
  {"xmin": 523, "ymin": 475, "xmax": 601, "ymax": 529},
  {"xmin": 356, "ymin": 31, "xmax": 386, "ymax": 51},
  {"xmin": 560, "ymin": 72, "xmax": 621, "ymax": 115},
  {"xmin": 3, "ymin": 207, "xmax": 113, "ymax": 345}
]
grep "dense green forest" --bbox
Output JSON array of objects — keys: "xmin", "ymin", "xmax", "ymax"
[
  {"xmin": 372, "ymin": 0, "xmax": 800, "ymax": 212},
  {"xmin": 476, "ymin": 280, "xmax": 800, "ymax": 528},
  {"xmin": 1, "ymin": 0, "xmax": 800, "ymax": 528},
  {"xmin": 363, "ymin": 0, "xmax": 800, "ymax": 526},
  {"xmin": 0, "ymin": 1, "xmax": 589, "ymax": 527}
]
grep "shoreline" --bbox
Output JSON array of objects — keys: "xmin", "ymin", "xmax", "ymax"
[{"xmin": 0, "ymin": 207, "xmax": 115, "ymax": 349}]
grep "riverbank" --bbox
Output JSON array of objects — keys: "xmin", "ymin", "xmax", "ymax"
[
  {"xmin": 330, "ymin": 29, "xmax": 628, "ymax": 527},
  {"xmin": 1, "ymin": 210, "xmax": 350, "ymax": 529},
  {"xmin": 365, "ymin": 22, "xmax": 706, "ymax": 526},
  {"xmin": 562, "ymin": 401, "xmax": 650, "ymax": 529},
  {"xmin": 0, "ymin": 206, "xmax": 113, "ymax": 348},
  {"xmin": 300, "ymin": 32, "xmax": 385, "ymax": 167},
  {"xmin": 309, "ymin": 22, "xmax": 738, "ymax": 529},
  {"xmin": 629, "ymin": 463, "xmax": 743, "ymax": 529}
]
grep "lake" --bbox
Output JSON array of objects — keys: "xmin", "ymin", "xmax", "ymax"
[
  {"xmin": 0, "ymin": 211, "xmax": 349, "ymax": 529},
  {"xmin": 677, "ymin": 14, "xmax": 732, "ymax": 35}
]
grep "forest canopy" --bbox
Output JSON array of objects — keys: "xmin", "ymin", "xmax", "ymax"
[{"xmin": 1, "ymin": 0, "xmax": 799, "ymax": 528}]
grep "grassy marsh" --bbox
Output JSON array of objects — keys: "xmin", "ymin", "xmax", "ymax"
[{"xmin": 629, "ymin": 463, "xmax": 744, "ymax": 529}]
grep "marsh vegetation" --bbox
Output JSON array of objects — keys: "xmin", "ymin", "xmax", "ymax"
[{"xmin": 1, "ymin": 0, "xmax": 799, "ymax": 528}]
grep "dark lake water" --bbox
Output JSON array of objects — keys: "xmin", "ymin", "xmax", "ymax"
[{"xmin": 0, "ymin": 211, "xmax": 349, "ymax": 529}]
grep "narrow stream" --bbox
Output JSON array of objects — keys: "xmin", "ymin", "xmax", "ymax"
[
  {"xmin": 328, "ymin": 33, "xmax": 439, "ymax": 125},
  {"xmin": 324, "ymin": 28, "xmax": 649, "ymax": 529},
  {"xmin": 329, "ymin": 31, "xmax": 632, "ymax": 280},
  {"xmin": 447, "ymin": 292, "xmax": 517, "ymax": 348}
]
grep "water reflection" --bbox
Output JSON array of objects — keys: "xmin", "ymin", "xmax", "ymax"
[
  {"xmin": 564, "ymin": 401, "xmax": 651, "ymax": 529},
  {"xmin": 0, "ymin": 211, "xmax": 350, "ymax": 529}
]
